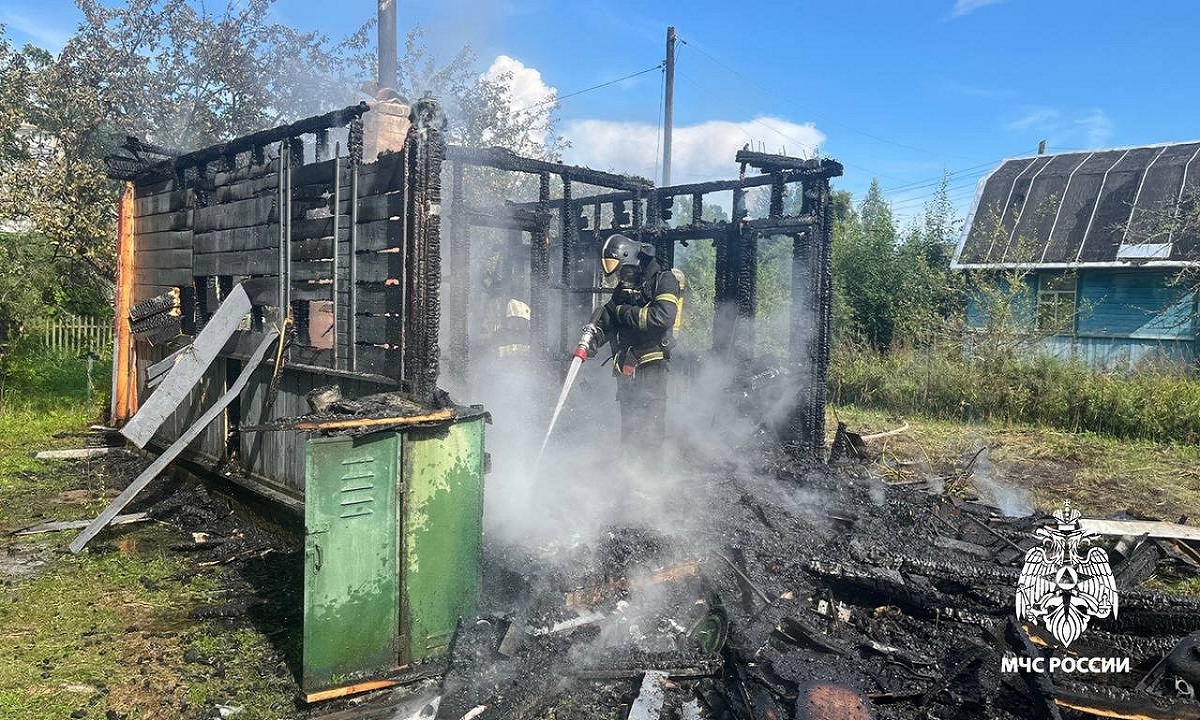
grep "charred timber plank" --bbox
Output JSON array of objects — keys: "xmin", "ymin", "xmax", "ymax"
[
  {"xmin": 354, "ymin": 344, "xmax": 402, "ymax": 377},
  {"xmin": 351, "ymin": 219, "xmax": 401, "ymax": 252},
  {"xmin": 193, "ymin": 226, "xmax": 278, "ymax": 254},
  {"xmin": 135, "ymin": 267, "xmax": 193, "ymax": 287},
  {"xmin": 1081, "ymin": 518, "xmax": 1200, "ymax": 542},
  {"xmin": 212, "ymin": 157, "xmax": 279, "ymax": 186},
  {"xmin": 129, "ymin": 288, "xmax": 180, "ymax": 322},
  {"xmin": 70, "ymin": 327, "xmax": 279, "ymax": 554},
  {"xmin": 290, "ymin": 216, "xmax": 349, "ymax": 240},
  {"xmin": 351, "ymin": 284, "xmax": 403, "ymax": 315},
  {"xmin": 131, "ymin": 103, "xmax": 368, "ymax": 180},
  {"xmin": 292, "ymin": 237, "xmax": 334, "ymax": 261},
  {"xmin": 520, "ymin": 173, "xmax": 799, "ymax": 212},
  {"xmin": 291, "ymin": 346, "xmax": 333, "ymax": 367},
  {"xmin": 192, "ymin": 248, "xmax": 278, "ymax": 276},
  {"xmin": 121, "ymin": 283, "xmax": 251, "ymax": 448},
  {"xmin": 194, "ymin": 197, "xmax": 278, "ymax": 232},
  {"xmin": 137, "ymin": 249, "xmax": 193, "ymax": 270},
  {"xmin": 289, "ymin": 282, "xmax": 336, "ymax": 301},
  {"xmin": 134, "ymin": 178, "xmax": 176, "ymax": 198},
  {"xmin": 353, "ymin": 192, "xmax": 405, "ymax": 222},
  {"xmin": 353, "ymin": 315, "xmax": 401, "ymax": 345},
  {"xmin": 743, "ymin": 214, "xmax": 818, "ymax": 232},
  {"xmin": 1004, "ymin": 618, "xmax": 1062, "ymax": 720},
  {"xmin": 135, "ymin": 230, "xmax": 194, "ymax": 251},
  {"xmin": 357, "ymin": 153, "xmax": 405, "ymax": 196},
  {"xmin": 648, "ymin": 224, "xmax": 729, "ymax": 242},
  {"xmin": 134, "ymin": 189, "xmax": 193, "ymax": 217},
  {"xmin": 214, "ymin": 174, "xmax": 279, "ymax": 204},
  {"xmin": 353, "ymin": 252, "xmax": 404, "ymax": 283},
  {"xmin": 1054, "ymin": 689, "xmax": 1200, "ymax": 720},
  {"xmin": 292, "ymin": 157, "xmax": 335, "ymax": 187},
  {"xmin": 136, "ymin": 210, "xmax": 193, "ymax": 234},
  {"xmin": 290, "ymin": 262, "xmax": 333, "ymax": 283},
  {"xmin": 734, "ymin": 150, "xmax": 844, "ymax": 178},
  {"xmin": 448, "ymin": 144, "xmax": 652, "ymax": 190}
]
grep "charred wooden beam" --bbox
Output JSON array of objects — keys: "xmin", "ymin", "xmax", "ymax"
[
  {"xmin": 446, "ymin": 163, "xmax": 468, "ymax": 383},
  {"xmin": 402, "ymin": 97, "xmax": 445, "ymax": 400},
  {"xmin": 110, "ymin": 103, "xmax": 369, "ymax": 181},
  {"xmin": 447, "ymin": 145, "xmax": 651, "ymax": 191},
  {"xmin": 462, "ymin": 205, "xmax": 545, "ymax": 231},
  {"xmin": 734, "ymin": 150, "xmax": 844, "ymax": 178},
  {"xmin": 530, "ymin": 172, "xmax": 552, "ymax": 357}
]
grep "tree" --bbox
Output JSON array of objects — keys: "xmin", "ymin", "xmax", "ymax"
[
  {"xmin": 832, "ymin": 179, "xmax": 904, "ymax": 350},
  {"xmin": 674, "ymin": 198, "xmax": 728, "ymax": 351},
  {"xmin": 1, "ymin": 9, "xmax": 563, "ymax": 350}
]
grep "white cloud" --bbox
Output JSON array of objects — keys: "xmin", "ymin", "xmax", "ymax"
[
  {"xmin": 951, "ymin": 0, "xmax": 1005, "ymax": 17},
  {"xmin": 562, "ymin": 117, "xmax": 825, "ymax": 186},
  {"xmin": 1005, "ymin": 106, "xmax": 1114, "ymax": 149},
  {"xmin": 483, "ymin": 55, "xmax": 556, "ymax": 112},
  {"xmin": 0, "ymin": 10, "xmax": 72, "ymax": 52},
  {"xmin": 481, "ymin": 55, "xmax": 557, "ymax": 148}
]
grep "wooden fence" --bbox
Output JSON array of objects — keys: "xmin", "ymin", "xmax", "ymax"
[{"xmin": 33, "ymin": 315, "xmax": 113, "ymax": 355}]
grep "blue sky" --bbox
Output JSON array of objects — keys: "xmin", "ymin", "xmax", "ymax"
[{"xmin": 5, "ymin": 0, "xmax": 1199, "ymax": 222}]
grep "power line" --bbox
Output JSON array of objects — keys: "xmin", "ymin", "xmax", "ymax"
[
  {"xmin": 512, "ymin": 63, "xmax": 664, "ymax": 114},
  {"xmin": 880, "ymin": 162, "xmax": 997, "ymax": 194}
]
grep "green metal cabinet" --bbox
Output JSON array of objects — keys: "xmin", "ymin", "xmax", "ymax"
[{"xmin": 302, "ymin": 415, "xmax": 486, "ymax": 694}]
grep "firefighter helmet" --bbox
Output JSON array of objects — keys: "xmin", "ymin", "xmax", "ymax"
[{"xmin": 600, "ymin": 233, "xmax": 650, "ymax": 276}]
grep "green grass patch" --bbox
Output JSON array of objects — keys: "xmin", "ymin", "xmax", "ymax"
[
  {"xmin": 0, "ymin": 356, "xmax": 298, "ymax": 719},
  {"xmin": 831, "ymin": 404, "xmax": 1200, "ymax": 521},
  {"xmin": 831, "ymin": 344, "xmax": 1200, "ymax": 444}
]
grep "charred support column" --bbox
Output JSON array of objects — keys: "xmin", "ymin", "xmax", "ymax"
[
  {"xmin": 732, "ymin": 186, "xmax": 755, "ymax": 357},
  {"xmin": 446, "ymin": 164, "xmax": 469, "ymax": 383},
  {"xmin": 531, "ymin": 171, "xmax": 552, "ymax": 357},
  {"xmin": 111, "ymin": 182, "xmax": 137, "ymax": 424},
  {"xmin": 403, "ymin": 98, "xmax": 446, "ymax": 401},
  {"xmin": 560, "ymin": 175, "xmax": 581, "ymax": 353},
  {"xmin": 815, "ymin": 177, "xmax": 834, "ymax": 447},
  {"xmin": 712, "ymin": 227, "xmax": 737, "ymax": 357},
  {"xmin": 787, "ymin": 178, "xmax": 833, "ymax": 461}
]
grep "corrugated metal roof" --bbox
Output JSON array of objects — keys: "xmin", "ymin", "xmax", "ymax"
[{"xmin": 951, "ymin": 141, "xmax": 1200, "ymax": 269}]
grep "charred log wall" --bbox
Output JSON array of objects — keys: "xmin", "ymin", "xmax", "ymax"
[{"xmin": 117, "ymin": 100, "xmax": 448, "ymax": 498}]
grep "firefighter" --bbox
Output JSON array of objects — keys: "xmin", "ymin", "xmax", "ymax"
[
  {"xmin": 496, "ymin": 298, "xmax": 531, "ymax": 358},
  {"xmin": 581, "ymin": 233, "xmax": 682, "ymax": 450}
]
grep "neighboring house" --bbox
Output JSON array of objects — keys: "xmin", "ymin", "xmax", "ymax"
[{"xmin": 951, "ymin": 141, "xmax": 1200, "ymax": 369}]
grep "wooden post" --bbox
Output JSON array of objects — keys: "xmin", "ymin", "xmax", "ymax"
[{"xmin": 111, "ymin": 182, "xmax": 138, "ymax": 425}]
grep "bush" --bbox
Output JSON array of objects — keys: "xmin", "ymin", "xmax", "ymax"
[
  {"xmin": 0, "ymin": 343, "xmax": 111, "ymax": 412},
  {"xmin": 830, "ymin": 343, "xmax": 1200, "ymax": 443}
]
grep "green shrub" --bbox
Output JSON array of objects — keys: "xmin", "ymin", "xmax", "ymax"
[
  {"xmin": 830, "ymin": 343, "xmax": 1200, "ymax": 443},
  {"xmin": 0, "ymin": 343, "xmax": 111, "ymax": 412}
]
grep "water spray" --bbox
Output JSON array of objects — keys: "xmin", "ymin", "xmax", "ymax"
[{"xmin": 534, "ymin": 317, "xmax": 601, "ymax": 472}]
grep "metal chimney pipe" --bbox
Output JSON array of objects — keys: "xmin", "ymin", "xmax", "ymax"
[{"xmin": 378, "ymin": 0, "xmax": 398, "ymax": 91}]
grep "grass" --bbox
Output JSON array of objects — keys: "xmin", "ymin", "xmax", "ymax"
[
  {"xmin": 831, "ymin": 343, "xmax": 1200, "ymax": 444},
  {"xmin": 0, "ymin": 350, "xmax": 299, "ymax": 720},
  {"xmin": 830, "ymin": 404, "xmax": 1200, "ymax": 522}
]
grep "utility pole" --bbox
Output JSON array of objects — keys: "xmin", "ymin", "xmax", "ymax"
[
  {"xmin": 662, "ymin": 26, "xmax": 676, "ymax": 187},
  {"xmin": 378, "ymin": 0, "xmax": 398, "ymax": 91}
]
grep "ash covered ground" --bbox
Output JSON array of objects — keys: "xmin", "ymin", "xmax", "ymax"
[
  {"xmin": 34, "ymin": 422, "xmax": 1200, "ymax": 720},
  {"xmin": 422, "ymin": 438, "xmax": 1200, "ymax": 720}
]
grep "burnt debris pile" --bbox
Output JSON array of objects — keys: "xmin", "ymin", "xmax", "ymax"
[{"xmin": 424, "ymin": 451, "xmax": 1200, "ymax": 720}]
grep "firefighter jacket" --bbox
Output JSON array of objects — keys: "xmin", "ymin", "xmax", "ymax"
[{"xmin": 592, "ymin": 259, "xmax": 681, "ymax": 374}]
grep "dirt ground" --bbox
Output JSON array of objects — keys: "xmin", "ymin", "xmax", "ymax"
[{"xmin": 1, "ymin": 403, "xmax": 1197, "ymax": 719}]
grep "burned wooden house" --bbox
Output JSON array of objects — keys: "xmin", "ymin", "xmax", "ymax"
[{"xmin": 97, "ymin": 95, "xmax": 842, "ymax": 696}]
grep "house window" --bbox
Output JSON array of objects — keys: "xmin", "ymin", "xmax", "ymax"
[{"xmin": 1037, "ymin": 272, "xmax": 1076, "ymax": 333}]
